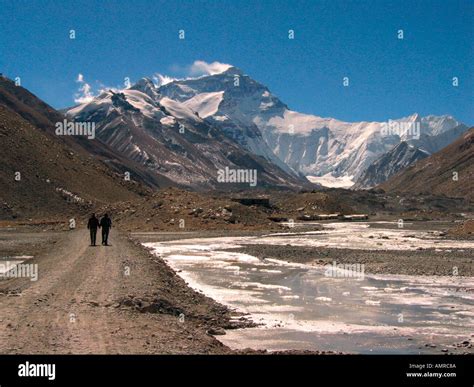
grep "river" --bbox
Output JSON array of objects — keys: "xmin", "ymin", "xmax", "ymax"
[{"xmin": 142, "ymin": 222, "xmax": 474, "ymax": 354}]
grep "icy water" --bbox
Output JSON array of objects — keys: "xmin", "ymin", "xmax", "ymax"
[{"xmin": 142, "ymin": 223, "xmax": 474, "ymax": 354}]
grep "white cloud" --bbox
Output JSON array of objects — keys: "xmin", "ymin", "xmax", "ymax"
[
  {"xmin": 150, "ymin": 61, "xmax": 233, "ymax": 87},
  {"xmin": 74, "ymin": 73, "xmax": 94, "ymax": 104},
  {"xmin": 153, "ymin": 73, "xmax": 177, "ymax": 87},
  {"xmin": 71, "ymin": 61, "xmax": 234, "ymax": 105},
  {"xmin": 189, "ymin": 60, "xmax": 232, "ymax": 76}
]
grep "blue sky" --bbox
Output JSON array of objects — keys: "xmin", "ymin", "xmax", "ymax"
[{"xmin": 0, "ymin": 0, "xmax": 472, "ymax": 123}]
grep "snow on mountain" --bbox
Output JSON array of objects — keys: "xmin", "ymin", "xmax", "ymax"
[
  {"xmin": 307, "ymin": 174, "xmax": 355, "ymax": 189},
  {"xmin": 131, "ymin": 77, "xmax": 161, "ymax": 100},
  {"xmin": 160, "ymin": 97, "xmax": 202, "ymax": 122},
  {"xmin": 65, "ymin": 66, "xmax": 466, "ymax": 189},
  {"xmin": 353, "ymin": 142, "xmax": 431, "ymax": 189},
  {"xmin": 158, "ymin": 67, "xmax": 466, "ymax": 187},
  {"xmin": 68, "ymin": 86, "xmax": 165, "ymax": 121},
  {"xmin": 65, "ymin": 77, "xmax": 306, "ymax": 189},
  {"xmin": 353, "ymin": 123, "xmax": 469, "ymax": 189},
  {"xmin": 157, "ymin": 68, "xmax": 299, "ymax": 176},
  {"xmin": 421, "ymin": 115, "xmax": 462, "ymax": 136},
  {"xmin": 182, "ymin": 91, "xmax": 224, "ymax": 118}
]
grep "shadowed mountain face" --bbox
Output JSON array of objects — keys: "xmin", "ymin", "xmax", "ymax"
[
  {"xmin": 0, "ymin": 103, "xmax": 148, "ymax": 219},
  {"xmin": 354, "ymin": 124, "xmax": 469, "ymax": 189},
  {"xmin": 66, "ymin": 78, "xmax": 308, "ymax": 190},
  {"xmin": 354, "ymin": 142, "xmax": 430, "ymax": 189},
  {"xmin": 380, "ymin": 128, "xmax": 474, "ymax": 201}
]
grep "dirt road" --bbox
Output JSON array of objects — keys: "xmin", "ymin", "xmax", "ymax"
[{"xmin": 0, "ymin": 228, "xmax": 241, "ymax": 354}]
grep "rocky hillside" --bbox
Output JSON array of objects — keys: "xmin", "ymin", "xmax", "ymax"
[
  {"xmin": 66, "ymin": 77, "xmax": 308, "ymax": 190},
  {"xmin": 380, "ymin": 128, "xmax": 474, "ymax": 201},
  {"xmin": 0, "ymin": 76, "xmax": 177, "ymax": 190},
  {"xmin": 354, "ymin": 142, "xmax": 430, "ymax": 189},
  {"xmin": 0, "ymin": 79, "xmax": 156, "ymax": 220}
]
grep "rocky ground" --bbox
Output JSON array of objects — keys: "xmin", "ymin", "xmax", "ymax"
[
  {"xmin": 226, "ymin": 244, "xmax": 474, "ymax": 277},
  {"xmin": 0, "ymin": 188, "xmax": 472, "ymax": 354},
  {"xmin": 3, "ymin": 186, "xmax": 473, "ymax": 233},
  {"xmin": 0, "ymin": 227, "xmax": 257, "ymax": 354},
  {"xmin": 448, "ymin": 219, "xmax": 474, "ymax": 239},
  {"xmin": 220, "ymin": 220, "xmax": 474, "ymax": 276}
]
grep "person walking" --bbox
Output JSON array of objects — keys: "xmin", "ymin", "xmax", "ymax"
[
  {"xmin": 87, "ymin": 213, "xmax": 99, "ymax": 246},
  {"xmin": 100, "ymin": 213, "xmax": 112, "ymax": 246}
]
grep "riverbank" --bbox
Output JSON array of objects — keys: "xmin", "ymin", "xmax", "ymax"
[
  {"xmin": 141, "ymin": 227, "xmax": 474, "ymax": 354},
  {"xmin": 2, "ymin": 220, "xmax": 473, "ymax": 355},
  {"xmin": 226, "ymin": 245, "xmax": 474, "ymax": 277},
  {"xmin": 136, "ymin": 221, "xmax": 474, "ymax": 277}
]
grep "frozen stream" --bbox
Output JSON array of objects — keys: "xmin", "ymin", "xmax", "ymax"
[{"xmin": 143, "ymin": 223, "xmax": 474, "ymax": 354}]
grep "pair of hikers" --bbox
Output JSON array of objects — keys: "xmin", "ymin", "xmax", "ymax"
[{"xmin": 87, "ymin": 213, "xmax": 112, "ymax": 246}]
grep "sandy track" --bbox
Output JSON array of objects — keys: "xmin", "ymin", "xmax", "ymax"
[{"xmin": 0, "ymin": 229, "xmax": 233, "ymax": 354}]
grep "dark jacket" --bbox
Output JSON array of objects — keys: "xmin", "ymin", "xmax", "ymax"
[
  {"xmin": 87, "ymin": 217, "xmax": 99, "ymax": 229},
  {"xmin": 100, "ymin": 217, "xmax": 112, "ymax": 229}
]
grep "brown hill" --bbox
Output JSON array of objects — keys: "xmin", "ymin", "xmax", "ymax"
[
  {"xmin": 0, "ymin": 76, "xmax": 174, "ymax": 190},
  {"xmin": 380, "ymin": 128, "xmax": 474, "ymax": 201},
  {"xmin": 0, "ymin": 104, "xmax": 149, "ymax": 220}
]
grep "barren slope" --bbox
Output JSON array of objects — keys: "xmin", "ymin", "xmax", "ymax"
[{"xmin": 380, "ymin": 128, "xmax": 474, "ymax": 201}]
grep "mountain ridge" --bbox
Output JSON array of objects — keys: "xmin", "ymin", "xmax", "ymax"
[
  {"xmin": 63, "ymin": 65, "xmax": 468, "ymax": 189},
  {"xmin": 155, "ymin": 67, "xmax": 467, "ymax": 184},
  {"xmin": 65, "ymin": 77, "xmax": 307, "ymax": 190},
  {"xmin": 380, "ymin": 128, "xmax": 474, "ymax": 200}
]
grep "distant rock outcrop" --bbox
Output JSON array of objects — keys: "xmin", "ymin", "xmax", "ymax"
[{"xmin": 380, "ymin": 128, "xmax": 474, "ymax": 201}]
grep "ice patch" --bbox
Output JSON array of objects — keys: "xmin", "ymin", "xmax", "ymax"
[
  {"xmin": 142, "ymin": 224, "xmax": 474, "ymax": 353},
  {"xmin": 307, "ymin": 174, "xmax": 355, "ymax": 188}
]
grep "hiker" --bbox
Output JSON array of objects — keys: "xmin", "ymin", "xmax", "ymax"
[
  {"xmin": 100, "ymin": 213, "xmax": 112, "ymax": 246},
  {"xmin": 87, "ymin": 213, "xmax": 100, "ymax": 246}
]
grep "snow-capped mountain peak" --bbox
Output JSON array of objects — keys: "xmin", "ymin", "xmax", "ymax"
[
  {"xmin": 65, "ymin": 65, "xmax": 467, "ymax": 189},
  {"xmin": 64, "ymin": 71, "xmax": 307, "ymax": 189},
  {"xmin": 157, "ymin": 69, "xmax": 467, "ymax": 185},
  {"xmin": 420, "ymin": 114, "xmax": 461, "ymax": 136},
  {"xmin": 130, "ymin": 77, "xmax": 160, "ymax": 100}
]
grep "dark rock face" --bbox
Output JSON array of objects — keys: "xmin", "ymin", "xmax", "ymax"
[
  {"xmin": 354, "ymin": 142, "xmax": 430, "ymax": 189},
  {"xmin": 381, "ymin": 128, "xmax": 474, "ymax": 201},
  {"xmin": 66, "ymin": 77, "xmax": 306, "ymax": 190}
]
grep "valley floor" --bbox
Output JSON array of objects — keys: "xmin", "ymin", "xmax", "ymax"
[
  {"xmin": 0, "ymin": 227, "xmax": 249, "ymax": 354},
  {"xmin": 137, "ymin": 221, "xmax": 474, "ymax": 277},
  {"xmin": 1, "ymin": 220, "xmax": 472, "ymax": 354}
]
